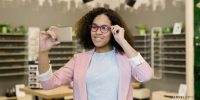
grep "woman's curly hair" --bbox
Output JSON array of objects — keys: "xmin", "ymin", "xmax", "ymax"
[{"xmin": 76, "ymin": 7, "xmax": 133, "ymax": 53}]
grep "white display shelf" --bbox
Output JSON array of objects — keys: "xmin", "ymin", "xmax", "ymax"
[
  {"xmin": 0, "ymin": 66, "xmax": 27, "ymax": 70},
  {"xmin": 161, "ymin": 39, "xmax": 185, "ymax": 42},
  {"xmin": 162, "ymin": 58, "xmax": 185, "ymax": 61},
  {"xmin": 161, "ymin": 46, "xmax": 185, "ymax": 48},
  {"xmin": 160, "ymin": 52, "xmax": 185, "ymax": 55},
  {"xmin": 49, "ymin": 58, "xmax": 71, "ymax": 61},
  {"xmin": 161, "ymin": 33, "xmax": 185, "ymax": 36},
  {"xmin": 0, "ymin": 33, "xmax": 25, "ymax": 36},
  {"xmin": 134, "ymin": 39, "xmax": 151, "ymax": 42},
  {"xmin": 52, "ymin": 46, "xmax": 76, "ymax": 49},
  {"xmin": 162, "ymin": 70, "xmax": 185, "ymax": 75},
  {"xmin": 134, "ymin": 45, "xmax": 151, "ymax": 48},
  {"xmin": 0, "ymin": 52, "xmax": 26, "ymax": 56},
  {"xmin": 0, "ymin": 59, "xmax": 27, "ymax": 63},
  {"xmin": 0, "ymin": 47, "xmax": 26, "ymax": 49},
  {"xmin": 49, "ymin": 52, "xmax": 74, "ymax": 55},
  {"xmin": 0, "ymin": 72, "xmax": 28, "ymax": 77},
  {"xmin": 154, "ymin": 64, "xmax": 185, "ymax": 68},
  {"xmin": 0, "ymin": 40, "xmax": 27, "ymax": 42}
]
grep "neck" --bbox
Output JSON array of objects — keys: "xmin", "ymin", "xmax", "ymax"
[{"xmin": 95, "ymin": 46, "xmax": 112, "ymax": 53}]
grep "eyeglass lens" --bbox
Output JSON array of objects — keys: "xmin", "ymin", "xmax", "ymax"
[{"xmin": 91, "ymin": 24, "xmax": 110, "ymax": 33}]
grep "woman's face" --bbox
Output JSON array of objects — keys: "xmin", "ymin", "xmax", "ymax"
[{"xmin": 91, "ymin": 14, "xmax": 112, "ymax": 52}]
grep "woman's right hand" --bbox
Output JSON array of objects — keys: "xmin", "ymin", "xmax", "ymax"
[{"xmin": 39, "ymin": 26, "xmax": 60, "ymax": 53}]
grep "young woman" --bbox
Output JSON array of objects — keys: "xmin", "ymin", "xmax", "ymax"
[{"xmin": 38, "ymin": 7, "xmax": 153, "ymax": 100}]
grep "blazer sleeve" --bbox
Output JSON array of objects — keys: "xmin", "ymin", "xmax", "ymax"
[
  {"xmin": 39, "ymin": 54, "xmax": 77, "ymax": 89},
  {"xmin": 129, "ymin": 53, "xmax": 153, "ymax": 82}
]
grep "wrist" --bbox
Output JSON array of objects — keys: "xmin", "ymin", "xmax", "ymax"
[
  {"xmin": 118, "ymin": 39, "xmax": 128, "ymax": 46},
  {"xmin": 39, "ymin": 51, "xmax": 49, "ymax": 56}
]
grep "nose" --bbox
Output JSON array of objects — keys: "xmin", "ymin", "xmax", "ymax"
[{"xmin": 96, "ymin": 27, "xmax": 102, "ymax": 35}]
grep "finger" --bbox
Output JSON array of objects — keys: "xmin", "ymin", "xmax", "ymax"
[
  {"xmin": 53, "ymin": 41, "xmax": 60, "ymax": 46},
  {"xmin": 120, "ymin": 28, "xmax": 125, "ymax": 33},
  {"xmin": 111, "ymin": 26, "xmax": 116, "ymax": 34},
  {"xmin": 40, "ymin": 31, "xmax": 50, "ymax": 40},
  {"xmin": 111, "ymin": 25, "xmax": 120, "ymax": 29},
  {"xmin": 113, "ymin": 25, "xmax": 124, "ymax": 34},
  {"xmin": 47, "ymin": 30, "xmax": 56, "ymax": 40},
  {"xmin": 113, "ymin": 28, "xmax": 117, "ymax": 34},
  {"xmin": 111, "ymin": 28, "xmax": 116, "ymax": 35},
  {"xmin": 112, "ymin": 25, "xmax": 122, "ymax": 29},
  {"xmin": 40, "ymin": 31, "xmax": 49, "ymax": 36},
  {"xmin": 40, "ymin": 31, "xmax": 46, "ymax": 34},
  {"xmin": 111, "ymin": 25, "xmax": 119, "ymax": 33},
  {"xmin": 112, "ymin": 28, "xmax": 119, "ymax": 35},
  {"xmin": 49, "ymin": 26, "xmax": 58, "ymax": 31},
  {"xmin": 48, "ymin": 26, "xmax": 58, "ymax": 39},
  {"xmin": 114, "ymin": 25, "xmax": 121, "ymax": 32},
  {"xmin": 111, "ymin": 26, "xmax": 115, "ymax": 30}
]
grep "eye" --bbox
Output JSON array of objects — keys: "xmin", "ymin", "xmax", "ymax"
[
  {"xmin": 91, "ymin": 24, "xmax": 98, "ymax": 28},
  {"xmin": 101, "ymin": 25, "xmax": 110, "ymax": 30}
]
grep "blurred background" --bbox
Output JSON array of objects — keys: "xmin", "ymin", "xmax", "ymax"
[{"xmin": 0, "ymin": 0, "xmax": 199, "ymax": 100}]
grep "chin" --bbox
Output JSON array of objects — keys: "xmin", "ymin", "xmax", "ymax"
[{"xmin": 94, "ymin": 43, "xmax": 104, "ymax": 48}]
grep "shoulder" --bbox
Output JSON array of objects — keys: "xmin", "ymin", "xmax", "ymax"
[
  {"xmin": 116, "ymin": 51, "xmax": 128, "ymax": 58},
  {"xmin": 73, "ymin": 49, "xmax": 94, "ymax": 59}
]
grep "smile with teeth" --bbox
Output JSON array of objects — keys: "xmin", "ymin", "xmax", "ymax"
[{"xmin": 94, "ymin": 37, "xmax": 104, "ymax": 42}]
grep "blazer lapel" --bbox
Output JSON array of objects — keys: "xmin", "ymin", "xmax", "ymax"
[
  {"xmin": 79, "ymin": 49, "xmax": 95, "ymax": 100},
  {"xmin": 116, "ymin": 53, "xmax": 131, "ymax": 100}
]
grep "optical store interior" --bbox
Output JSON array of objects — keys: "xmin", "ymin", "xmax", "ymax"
[{"xmin": 0, "ymin": 0, "xmax": 199, "ymax": 100}]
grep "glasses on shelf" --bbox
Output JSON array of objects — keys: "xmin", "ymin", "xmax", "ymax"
[{"xmin": 90, "ymin": 23, "xmax": 111, "ymax": 33}]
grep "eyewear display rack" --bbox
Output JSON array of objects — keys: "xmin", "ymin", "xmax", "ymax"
[
  {"xmin": 0, "ymin": 33, "xmax": 28, "ymax": 77},
  {"xmin": 134, "ymin": 33, "xmax": 186, "ymax": 78},
  {"xmin": 49, "ymin": 39, "xmax": 78, "ymax": 71},
  {"xmin": 159, "ymin": 34, "xmax": 186, "ymax": 75},
  {"xmin": 133, "ymin": 34, "xmax": 151, "ymax": 66}
]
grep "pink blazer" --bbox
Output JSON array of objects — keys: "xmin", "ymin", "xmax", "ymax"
[{"xmin": 40, "ymin": 49, "xmax": 153, "ymax": 100}]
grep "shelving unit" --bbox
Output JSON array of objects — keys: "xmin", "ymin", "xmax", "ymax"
[
  {"xmin": 152, "ymin": 36, "xmax": 163, "ymax": 79},
  {"xmin": 133, "ymin": 34, "xmax": 151, "ymax": 66},
  {"xmin": 160, "ymin": 34, "xmax": 186, "ymax": 75},
  {"xmin": 134, "ymin": 33, "xmax": 186, "ymax": 77},
  {"xmin": 0, "ymin": 33, "xmax": 28, "ymax": 77},
  {"xmin": 49, "ymin": 40, "xmax": 78, "ymax": 70}
]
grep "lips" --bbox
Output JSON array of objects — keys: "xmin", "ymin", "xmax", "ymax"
[{"xmin": 94, "ymin": 37, "xmax": 103, "ymax": 42}]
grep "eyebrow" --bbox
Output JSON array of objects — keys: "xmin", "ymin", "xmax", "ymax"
[{"xmin": 92, "ymin": 23, "xmax": 111, "ymax": 26}]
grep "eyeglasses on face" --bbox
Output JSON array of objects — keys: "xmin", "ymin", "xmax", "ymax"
[{"xmin": 90, "ymin": 23, "xmax": 111, "ymax": 33}]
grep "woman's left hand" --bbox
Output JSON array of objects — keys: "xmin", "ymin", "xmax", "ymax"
[{"xmin": 111, "ymin": 25, "xmax": 126, "ymax": 44}]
